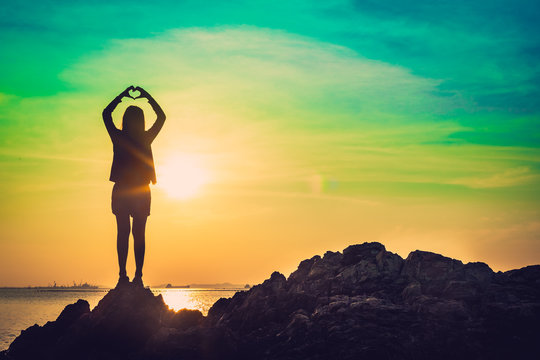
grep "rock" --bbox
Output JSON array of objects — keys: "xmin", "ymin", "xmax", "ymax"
[
  {"xmin": 463, "ymin": 261, "xmax": 494, "ymax": 282},
  {"xmin": 402, "ymin": 250, "xmax": 465, "ymax": 282},
  {"xmin": 2, "ymin": 283, "xmax": 203, "ymax": 360},
  {"xmin": 341, "ymin": 242, "xmax": 386, "ymax": 266},
  {"xmin": 505, "ymin": 265, "xmax": 540, "ymax": 285},
  {"xmin": 4, "ymin": 242, "xmax": 540, "ymax": 360},
  {"xmin": 5, "ymin": 299, "xmax": 90, "ymax": 359},
  {"xmin": 169, "ymin": 309, "xmax": 204, "ymax": 330},
  {"xmin": 401, "ymin": 281, "xmax": 422, "ymax": 301},
  {"xmin": 278, "ymin": 311, "xmax": 311, "ymax": 339},
  {"xmin": 288, "ymin": 256, "xmax": 319, "ymax": 283},
  {"xmin": 56, "ymin": 299, "xmax": 90, "ymax": 325}
]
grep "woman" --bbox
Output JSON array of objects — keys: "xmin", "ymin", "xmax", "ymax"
[{"xmin": 103, "ymin": 86, "xmax": 166, "ymax": 287}]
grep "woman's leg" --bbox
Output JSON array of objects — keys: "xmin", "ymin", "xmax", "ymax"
[
  {"xmin": 116, "ymin": 214, "xmax": 131, "ymax": 278},
  {"xmin": 132, "ymin": 215, "xmax": 147, "ymax": 278}
]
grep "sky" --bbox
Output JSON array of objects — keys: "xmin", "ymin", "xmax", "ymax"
[{"xmin": 0, "ymin": 0, "xmax": 539, "ymax": 287}]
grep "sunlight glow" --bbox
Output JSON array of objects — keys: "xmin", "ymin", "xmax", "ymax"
[
  {"xmin": 154, "ymin": 289, "xmax": 200, "ymax": 312},
  {"xmin": 152, "ymin": 289, "xmax": 239, "ymax": 315},
  {"xmin": 157, "ymin": 153, "xmax": 211, "ymax": 199}
]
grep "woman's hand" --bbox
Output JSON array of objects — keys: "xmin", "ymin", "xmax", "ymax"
[
  {"xmin": 134, "ymin": 86, "xmax": 151, "ymax": 99},
  {"xmin": 119, "ymin": 86, "xmax": 135, "ymax": 99}
]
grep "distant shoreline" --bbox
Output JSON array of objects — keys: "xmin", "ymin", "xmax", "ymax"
[
  {"xmin": 0, "ymin": 284, "xmax": 251, "ymax": 290},
  {"xmin": 0, "ymin": 287, "xmax": 106, "ymax": 290}
]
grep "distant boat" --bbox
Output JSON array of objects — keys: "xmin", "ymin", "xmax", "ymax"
[{"xmin": 165, "ymin": 283, "xmax": 190, "ymax": 289}]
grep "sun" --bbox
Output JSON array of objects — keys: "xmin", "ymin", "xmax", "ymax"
[{"xmin": 157, "ymin": 153, "xmax": 211, "ymax": 199}]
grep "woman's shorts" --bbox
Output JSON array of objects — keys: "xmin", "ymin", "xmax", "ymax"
[{"xmin": 111, "ymin": 183, "xmax": 151, "ymax": 217}]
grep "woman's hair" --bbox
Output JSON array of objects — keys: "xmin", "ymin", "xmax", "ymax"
[{"xmin": 122, "ymin": 106, "xmax": 145, "ymax": 137}]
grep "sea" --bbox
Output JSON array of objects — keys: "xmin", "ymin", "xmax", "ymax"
[{"xmin": 0, "ymin": 287, "xmax": 243, "ymax": 350}]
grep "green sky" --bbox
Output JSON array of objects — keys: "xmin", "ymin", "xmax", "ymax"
[{"xmin": 1, "ymin": 0, "xmax": 539, "ymax": 286}]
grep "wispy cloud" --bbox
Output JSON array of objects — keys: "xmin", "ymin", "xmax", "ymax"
[
  {"xmin": 449, "ymin": 166, "xmax": 539, "ymax": 189},
  {"xmin": 0, "ymin": 150, "xmax": 108, "ymax": 164}
]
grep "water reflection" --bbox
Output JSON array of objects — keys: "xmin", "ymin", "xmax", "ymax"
[{"xmin": 151, "ymin": 288, "xmax": 242, "ymax": 315}]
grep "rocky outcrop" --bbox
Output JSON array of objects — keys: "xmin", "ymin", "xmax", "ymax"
[
  {"xmin": 2, "ymin": 242, "xmax": 539, "ymax": 359},
  {"xmin": 2, "ymin": 284, "xmax": 208, "ymax": 360}
]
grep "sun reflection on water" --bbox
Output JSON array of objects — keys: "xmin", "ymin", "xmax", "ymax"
[{"xmin": 151, "ymin": 288, "xmax": 242, "ymax": 315}]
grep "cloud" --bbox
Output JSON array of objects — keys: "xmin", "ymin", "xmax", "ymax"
[
  {"xmin": 61, "ymin": 26, "xmax": 450, "ymax": 114},
  {"xmin": 323, "ymin": 0, "xmax": 540, "ymax": 114},
  {"xmin": 449, "ymin": 166, "xmax": 538, "ymax": 188}
]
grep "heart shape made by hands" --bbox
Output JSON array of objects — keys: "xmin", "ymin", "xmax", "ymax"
[{"xmin": 128, "ymin": 89, "xmax": 141, "ymax": 99}]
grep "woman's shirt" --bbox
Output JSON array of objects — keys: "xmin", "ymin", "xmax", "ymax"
[{"xmin": 108, "ymin": 131, "xmax": 157, "ymax": 186}]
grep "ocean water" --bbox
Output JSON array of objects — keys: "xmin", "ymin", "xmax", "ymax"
[{"xmin": 0, "ymin": 287, "xmax": 242, "ymax": 351}]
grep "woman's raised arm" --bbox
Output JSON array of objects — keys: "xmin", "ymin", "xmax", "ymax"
[
  {"xmin": 103, "ymin": 86, "xmax": 134, "ymax": 138},
  {"xmin": 135, "ymin": 86, "xmax": 166, "ymax": 142}
]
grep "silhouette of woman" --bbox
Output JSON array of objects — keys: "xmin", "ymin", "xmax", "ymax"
[{"xmin": 103, "ymin": 86, "xmax": 166, "ymax": 287}]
